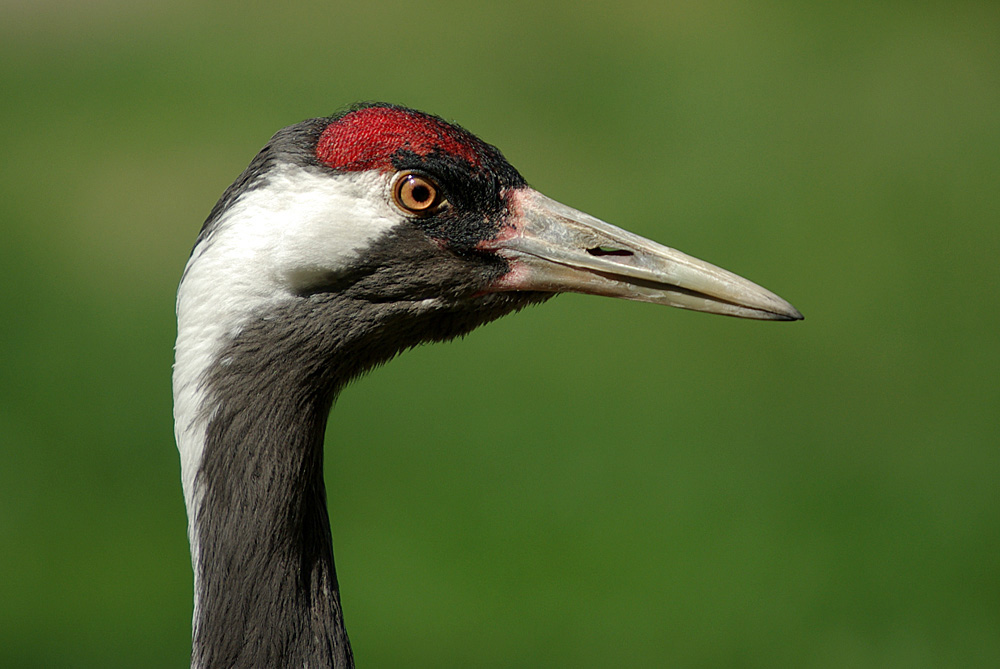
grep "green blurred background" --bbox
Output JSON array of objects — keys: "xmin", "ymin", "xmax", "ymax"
[{"xmin": 2, "ymin": 1, "xmax": 997, "ymax": 666}]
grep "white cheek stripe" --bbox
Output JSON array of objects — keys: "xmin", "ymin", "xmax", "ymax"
[{"xmin": 172, "ymin": 165, "xmax": 404, "ymax": 603}]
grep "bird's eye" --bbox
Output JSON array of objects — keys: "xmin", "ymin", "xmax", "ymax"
[{"xmin": 392, "ymin": 172, "xmax": 444, "ymax": 215}]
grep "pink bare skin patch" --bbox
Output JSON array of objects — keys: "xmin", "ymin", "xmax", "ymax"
[
  {"xmin": 478, "ymin": 187, "xmax": 528, "ymax": 247},
  {"xmin": 478, "ymin": 188, "xmax": 532, "ymax": 292}
]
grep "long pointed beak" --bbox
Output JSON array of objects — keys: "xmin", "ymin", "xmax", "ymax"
[{"xmin": 484, "ymin": 188, "xmax": 803, "ymax": 321}]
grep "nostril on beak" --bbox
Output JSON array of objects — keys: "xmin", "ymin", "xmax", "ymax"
[{"xmin": 586, "ymin": 246, "xmax": 634, "ymax": 257}]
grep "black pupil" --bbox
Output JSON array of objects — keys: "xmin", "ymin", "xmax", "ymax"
[{"xmin": 410, "ymin": 183, "xmax": 431, "ymax": 204}]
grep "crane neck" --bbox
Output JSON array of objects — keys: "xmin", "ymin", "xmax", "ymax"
[
  {"xmin": 183, "ymin": 348, "xmax": 354, "ymax": 668},
  {"xmin": 175, "ymin": 287, "xmax": 480, "ymax": 668},
  {"xmin": 173, "ymin": 233, "xmax": 544, "ymax": 667},
  {"xmin": 173, "ymin": 287, "xmax": 413, "ymax": 668}
]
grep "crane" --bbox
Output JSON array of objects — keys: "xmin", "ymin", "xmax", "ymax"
[{"xmin": 173, "ymin": 102, "xmax": 802, "ymax": 668}]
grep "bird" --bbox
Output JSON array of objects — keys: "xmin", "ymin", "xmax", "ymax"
[{"xmin": 172, "ymin": 102, "xmax": 802, "ymax": 668}]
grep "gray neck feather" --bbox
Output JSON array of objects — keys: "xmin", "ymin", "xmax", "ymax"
[{"xmin": 193, "ymin": 302, "xmax": 354, "ymax": 669}]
